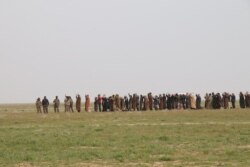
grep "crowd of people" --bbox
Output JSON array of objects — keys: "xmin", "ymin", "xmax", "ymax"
[{"xmin": 35, "ymin": 92, "xmax": 250, "ymax": 113}]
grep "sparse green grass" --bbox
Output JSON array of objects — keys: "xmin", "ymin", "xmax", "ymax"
[{"xmin": 0, "ymin": 104, "xmax": 250, "ymax": 166}]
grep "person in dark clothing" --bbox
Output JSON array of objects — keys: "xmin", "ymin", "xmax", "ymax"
[
  {"xmin": 128, "ymin": 94, "xmax": 133, "ymax": 111},
  {"xmin": 76, "ymin": 95, "xmax": 81, "ymax": 112},
  {"xmin": 166, "ymin": 94, "xmax": 171, "ymax": 110},
  {"xmin": 136, "ymin": 94, "xmax": 140, "ymax": 111},
  {"xmin": 98, "ymin": 94, "xmax": 102, "ymax": 112},
  {"xmin": 174, "ymin": 94, "xmax": 179, "ymax": 109},
  {"xmin": 223, "ymin": 93, "xmax": 230, "ymax": 109},
  {"xmin": 159, "ymin": 94, "xmax": 164, "ymax": 110},
  {"xmin": 102, "ymin": 95, "xmax": 108, "ymax": 112},
  {"xmin": 230, "ymin": 93, "xmax": 236, "ymax": 109},
  {"xmin": 239, "ymin": 92, "xmax": 246, "ymax": 109},
  {"xmin": 180, "ymin": 94, "xmax": 186, "ymax": 109},
  {"xmin": 163, "ymin": 94, "xmax": 167, "ymax": 109},
  {"xmin": 94, "ymin": 97, "xmax": 98, "ymax": 112},
  {"xmin": 148, "ymin": 93, "xmax": 153, "ymax": 111},
  {"xmin": 124, "ymin": 96, "xmax": 129, "ymax": 111},
  {"xmin": 196, "ymin": 94, "xmax": 201, "ymax": 109},
  {"xmin": 139, "ymin": 95, "xmax": 144, "ymax": 111},
  {"xmin": 245, "ymin": 92, "xmax": 250, "ymax": 108},
  {"xmin": 42, "ymin": 96, "xmax": 49, "ymax": 114},
  {"xmin": 109, "ymin": 96, "xmax": 114, "ymax": 112},
  {"xmin": 217, "ymin": 93, "xmax": 222, "ymax": 109},
  {"xmin": 153, "ymin": 96, "xmax": 159, "ymax": 110},
  {"xmin": 212, "ymin": 93, "xmax": 216, "ymax": 109}
]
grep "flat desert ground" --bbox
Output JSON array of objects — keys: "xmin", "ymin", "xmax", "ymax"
[{"xmin": 0, "ymin": 104, "xmax": 250, "ymax": 167}]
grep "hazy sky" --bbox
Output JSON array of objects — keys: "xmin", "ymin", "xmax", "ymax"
[{"xmin": 0, "ymin": 0, "xmax": 250, "ymax": 103}]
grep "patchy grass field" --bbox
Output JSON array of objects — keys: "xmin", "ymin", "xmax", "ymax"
[{"xmin": 0, "ymin": 104, "xmax": 250, "ymax": 166}]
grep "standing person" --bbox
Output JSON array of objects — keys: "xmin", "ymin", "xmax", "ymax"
[
  {"xmin": 64, "ymin": 96, "xmax": 67, "ymax": 112},
  {"xmin": 217, "ymin": 93, "xmax": 222, "ymax": 109},
  {"xmin": 139, "ymin": 95, "xmax": 144, "ymax": 111},
  {"xmin": 196, "ymin": 94, "xmax": 201, "ymax": 109},
  {"xmin": 102, "ymin": 95, "xmax": 108, "ymax": 112},
  {"xmin": 239, "ymin": 92, "xmax": 246, "ymax": 109},
  {"xmin": 42, "ymin": 96, "xmax": 49, "ymax": 114},
  {"xmin": 174, "ymin": 94, "xmax": 179, "ymax": 109},
  {"xmin": 180, "ymin": 94, "xmax": 186, "ymax": 109},
  {"xmin": 109, "ymin": 96, "xmax": 114, "ymax": 112},
  {"xmin": 115, "ymin": 94, "xmax": 120, "ymax": 111},
  {"xmin": 69, "ymin": 97, "xmax": 74, "ymax": 112},
  {"xmin": 65, "ymin": 96, "xmax": 71, "ymax": 112},
  {"xmin": 159, "ymin": 95, "xmax": 164, "ymax": 110},
  {"xmin": 208, "ymin": 93, "xmax": 213, "ymax": 109},
  {"xmin": 186, "ymin": 93, "xmax": 191, "ymax": 109},
  {"xmin": 132, "ymin": 94, "xmax": 137, "ymax": 111},
  {"xmin": 148, "ymin": 93, "xmax": 153, "ymax": 111},
  {"xmin": 223, "ymin": 93, "xmax": 230, "ymax": 109},
  {"xmin": 98, "ymin": 94, "xmax": 102, "ymax": 112},
  {"xmin": 231, "ymin": 93, "xmax": 236, "ymax": 109},
  {"xmin": 120, "ymin": 97, "xmax": 125, "ymax": 111},
  {"xmin": 163, "ymin": 94, "xmax": 167, "ymax": 110},
  {"xmin": 190, "ymin": 94, "xmax": 196, "ymax": 110},
  {"xmin": 166, "ymin": 94, "xmax": 171, "ymax": 110},
  {"xmin": 36, "ymin": 98, "xmax": 42, "ymax": 113},
  {"xmin": 53, "ymin": 96, "xmax": 60, "ymax": 113},
  {"xmin": 76, "ymin": 94, "xmax": 81, "ymax": 112},
  {"xmin": 212, "ymin": 93, "xmax": 217, "ymax": 109},
  {"xmin": 153, "ymin": 95, "xmax": 159, "ymax": 110},
  {"xmin": 94, "ymin": 97, "xmax": 98, "ymax": 112},
  {"xmin": 85, "ymin": 95, "xmax": 91, "ymax": 112},
  {"xmin": 144, "ymin": 95, "xmax": 149, "ymax": 111},
  {"xmin": 124, "ymin": 96, "xmax": 129, "ymax": 111},
  {"xmin": 204, "ymin": 93, "xmax": 209, "ymax": 109},
  {"xmin": 128, "ymin": 94, "xmax": 133, "ymax": 111},
  {"xmin": 245, "ymin": 92, "xmax": 250, "ymax": 108}
]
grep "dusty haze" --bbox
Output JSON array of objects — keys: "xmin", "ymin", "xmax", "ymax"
[{"xmin": 0, "ymin": 0, "xmax": 250, "ymax": 103}]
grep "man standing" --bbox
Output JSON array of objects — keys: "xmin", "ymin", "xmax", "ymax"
[
  {"xmin": 239, "ymin": 92, "xmax": 245, "ymax": 109},
  {"xmin": 65, "ymin": 96, "xmax": 71, "ymax": 112},
  {"xmin": 163, "ymin": 94, "xmax": 167, "ymax": 110},
  {"xmin": 245, "ymin": 92, "xmax": 250, "ymax": 108},
  {"xmin": 98, "ymin": 94, "xmax": 102, "ymax": 112},
  {"xmin": 53, "ymin": 96, "xmax": 60, "ymax": 113},
  {"xmin": 231, "ymin": 93, "xmax": 236, "ymax": 109},
  {"xmin": 69, "ymin": 97, "xmax": 74, "ymax": 112},
  {"xmin": 128, "ymin": 94, "xmax": 133, "ymax": 111},
  {"xmin": 102, "ymin": 95, "xmax": 108, "ymax": 112},
  {"xmin": 148, "ymin": 93, "xmax": 153, "ymax": 111},
  {"xmin": 94, "ymin": 97, "xmax": 98, "ymax": 112},
  {"xmin": 144, "ymin": 95, "xmax": 149, "ymax": 111},
  {"xmin": 223, "ymin": 93, "xmax": 230, "ymax": 109},
  {"xmin": 190, "ymin": 94, "xmax": 196, "ymax": 110},
  {"xmin": 139, "ymin": 95, "xmax": 144, "ymax": 111},
  {"xmin": 124, "ymin": 96, "xmax": 129, "ymax": 111},
  {"xmin": 85, "ymin": 95, "xmax": 91, "ymax": 112},
  {"xmin": 196, "ymin": 94, "xmax": 201, "ymax": 109},
  {"xmin": 64, "ymin": 96, "xmax": 67, "ymax": 112},
  {"xmin": 36, "ymin": 98, "xmax": 42, "ymax": 113},
  {"xmin": 42, "ymin": 96, "xmax": 49, "ymax": 114},
  {"xmin": 115, "ymin": 94, "xmax": 120, "ymax": 111},
  {"xmin": 76, "ymin": 94, "xmax": 81, "ymax": 112}
]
